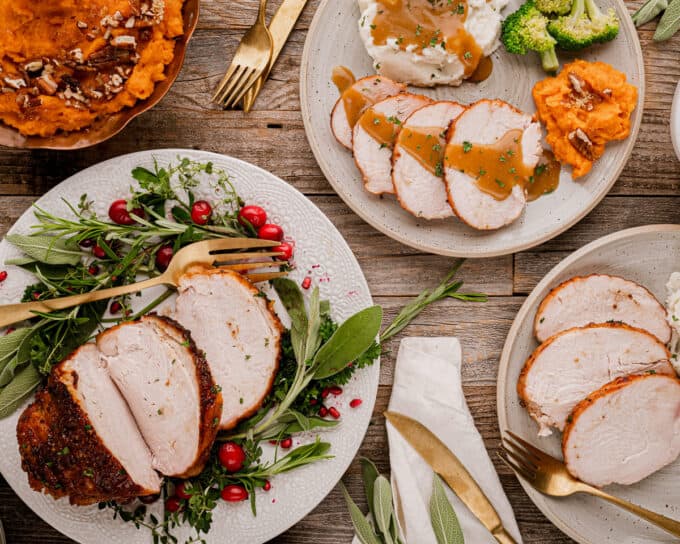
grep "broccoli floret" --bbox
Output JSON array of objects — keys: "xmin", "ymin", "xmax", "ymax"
[
  {"xmin": 502, "ymin": 1, "xmax": 559, "ymax": 72},
  {"xmin": 547, "ymin": 0, "xmax": 620, "ymax": 50},
  {"xmin": 535, "ymin": 0, "xmax": 572, "ymax": 16}
]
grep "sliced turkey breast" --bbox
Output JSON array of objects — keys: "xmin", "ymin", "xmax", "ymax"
[
  {"xmin": 17, "ymin": 344, "xmax": 161, "ymax": 505},
  {"xmin": 563, "ymin": 374, "xmax": 680, "ymax": 487},
  {"xmin": 444, "ymin": 99, "xmax": 543, "ymax": 230},
  {"xmin": 97, "ymin": 315, "xmax": 222, "ymax": 479},
  {"xmin": 534, "ymin": 274, "xmax": 671, "ymax": 344},
  {"xmin": 392, "ymin": 101, "xmax": 464, "ymax": 219},
  {"xmin": 354, "ymin": 93, "xmax": 433, "ymax": 195},
  {"xmin": 173, "ymin": 267, "xmax": 283, "ymax": 431},
  {"xmin": 518, "ymin": 323, "xmax": 674, "ymax": 437},
  {"xmin": 331, "ymin": 75, "xmax": 406, "ymax": 150}
]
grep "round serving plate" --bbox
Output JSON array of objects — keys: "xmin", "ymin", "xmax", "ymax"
[
  {"xmin": 300, "ymin": 0, "xmax": 645, "ymax": 258},
  {"xmin": 671, "ymin": 80, "xmax": 680, "ymax": 161},
  {"xmin": 0, "ymin": 149, "xmax": 379, "ymax": 544},
  {"xmin": 497, "ymin": 224, "xmax": 680, "ymax": 544},
  {"xmin": 0, "ymin": 0, "xmax": 199, "ymax": 150}
]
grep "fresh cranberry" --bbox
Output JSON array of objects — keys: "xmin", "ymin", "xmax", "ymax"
[
  {"xmin": 88, "ymin": 265, "xmax": 99, "ymax": 275},
  {"xmin": 110, "ymin": 301, "xmax": 122, "ymax": 314},
  {"xmin": 0, "ymin": 271, "xmax": 7, "ymax": 283},
  {"xmin": 280, "ymin": 437, "xmax": 292, "ymax": 449},
  {"xmin": 263, "ymin": 480, "xmax": 271, "ymax": 491},
  {"xmin": 155, "ymin": 245, "xmax": 174, "ymax": 271},
  {"xmin": 79, "ymin": 238, "xmax": 94, "ymax": 248},
  {"xmin": 191, "ymin": 201, "xmax": 212, "ymax": 225},
  {"xmin": 93, "ymin": 245, "xmax": 107, "ymax": 259},
  {"xmin": 165, "ymin": 497, "xmax": 182, "ymax": 512},
  {"xmin": 349, "ymin": 398, "xmax": 363, "ymax": 408},
  {"xmin": 329, "ymin": 407, "xmax": 341, "ymax": 420},
  {"xmin": 32, "ymin": 291, "xmax": 41, "ymax": 300},
  {"xmin": 272, "ymin": 242, "xmax": 294, "ymax": 261},
  {"xmin": 218, "ymin": 442, "xmax": 246, "ymax": 473},
  {"xmin": 257, "ymin": 224, "xmax": 283, "ymax": 242},
  {"xmin": 329, "ymin": 386, "xmax": 343, "ymax": 396},
  {"xmin": 318, "ymin": 406, "xmax": 328, "ymax": 418},
  {"xmin": 221, "ymin": 484, "xmax": 248, "ymax": 502},
  {"xmin": 109, "ymin": 199, "xmax": 143, "ymax": 225},
  {"xmin": 139, "ymin": 493, "xmax": 160, "ymax": 504},
  {"xmin": 301, "ymin": 276, "xmax": 312, "ymax": 290},
  {"xmin": 175, "ymin": 481, "xmax": 193, "ymax": 500},
  {"xmin": 238, "ymin": 205, "xmax": 267, "ymax": 229}
]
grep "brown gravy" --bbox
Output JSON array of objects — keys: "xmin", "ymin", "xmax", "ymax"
[
  {"xmin": 358, "ymin": 110, "xmax": 401, "ymax": 148},
  {"xmin": 397, "ymin": 126, "xmax": 445, "ymax": 176},
  {"xmin": 445, "ymin": 129, "xmax": 560, "ymax": 201},
  {"xmin": 331, "ymin": 65, "xmax": 356, "ymax": 94},
  {"xmin": 369, "ymin": 0, "xmax": 482, "ymax": 77},
  {"xmin": 468, "ymin": 56, "xmax": 493, "ymax": 83}
]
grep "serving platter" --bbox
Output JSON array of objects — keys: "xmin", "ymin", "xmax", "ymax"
[
  {"xmin": 0, "ymin": 149, "xmax": 380, "ymax": 544},
  {"xmin": 497, "ymin": 224, "xmax": 680, "ymax": 544},
  {"xmin": 300, "ymin": 0, "xmax": 645, "ymax": 258}
]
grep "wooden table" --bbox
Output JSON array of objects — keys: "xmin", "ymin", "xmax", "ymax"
[{"xmin": 1, "ymin": 1, "xmax": 678, "ymax": 542}]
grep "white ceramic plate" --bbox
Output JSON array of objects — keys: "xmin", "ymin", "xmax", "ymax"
[
  {"xmin": 300, "ymin": 0, "xmax": 645, "ymax": 257},
  {"xmin": 0, "ymin": 149, "xmax": 379, "ymax": 544},
  {"xmin": 671, "ymin": 80, "xmax": 680, "ymax": 161},
  {"xmin": 497, "ymin": 224, "xmax": 680, "ymax": 544}
]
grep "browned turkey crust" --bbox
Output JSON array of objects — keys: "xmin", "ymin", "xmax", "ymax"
[{"xmin": 534, "ymin": 274, "xmax": 671, "ymax": 344}]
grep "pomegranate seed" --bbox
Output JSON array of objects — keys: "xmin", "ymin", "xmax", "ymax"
[
  {"xmin": 221, "ymin": 484, "xmax": 248, "ymax": 502},
  {"xmin": 32, "ymin": 291, "xmax": 41, "ymax": 300},
  {"xmin": 238, "ymin": 205, "xmax": 267, "ymax": 229},
  {"xmin": 280, "ymin": 437, "xmax": 292, "ymax": 449},
  {"xmin": 272, "ymin": 242, "xmax": 294, "ymax": 261},
  {"xmin": 191, "ymin": 201, "xmax": 212, "ymax": 225},
  {"xmin": 175, "ymin": 481, "xmax": 193, "ymax": 500},
  {"xmin": 269, "ymin": 440, "xmax": 278, "ymax": 446},
  {"xmin": 110, "ymin": 301, "xmax": 122, "ymax": 314},
  {"xmin": 5, "ymin": 327, "xmax": 16, "ymax": 335},
  {"xmin": 93, "ymin": 245, "xmax": 106, "ymax": 259},
  {"xmin": 329, "ymin": 386, "xmax": 343, "ymax": 396},
  {"xmin": 218, "ymin": 442, "xmax": 246, "ymax": 473},
  {"xmin": 350, "ymin": 398, "xmax": 363, "ymax": 408},
  {"xmin": 79, "ymin": 238, "xmax": 94, "ymax": 248},
  {"xmin": 301, "ymin": 276, "xmax": 312, "ymax": 290},
  {"xmin": 309, "ymin": 398, "xmax": 318, "ymax": 406},
  {"xmin": 263, "ymin": 480, "xmax": 271, "ymax": 491},
  {"xmin": 329, "ymin": 407, "xmax": 341, "ymax": 419},
  {"xmin": 165, "ymin": 497, "xmax": 182, "ymax": 513},
  {"xmin": 0, "ymin": 271, "xmax": 7, "ymax": 282},
  {"xmin": 257, "ymin": 224, "xmax": 284, "ymax": 242},
  {"xmin": 88, "ymin": 265, "xmax": 99, "ymax": 275},
  {"xmin": 321, "ymin": 388, "xmax": 330, "ymax": 399},
  {"xmin": 318, "ymin": 406, "xmax": 328, "ymax": 417}
]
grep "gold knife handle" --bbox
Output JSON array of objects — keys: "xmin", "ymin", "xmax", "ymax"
[
  {"xmin": 0, "ymin": 275, "xmax": 165, "ymax": 328},
  {"xmin": 583, "ymin": 485, "xmax": 680, "ymax": 537},
  {"xmin": 492, "ymin": 526, "xmax": 518, "ymax": 544}
]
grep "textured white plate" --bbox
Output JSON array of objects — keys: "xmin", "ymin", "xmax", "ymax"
[
  {"xmin": 300, "ymin": 0, "xmax": 645, "ymax": 257},
  {"xmin": 671, "ymin": 80, "xmax": 680, "ymax": 161},
  {"xmin": 0, "ymin": 149, "xmax": 379, "ymax": 544},
  {"xmin": 497, "ymin": 225, "xmax": 680, "ymax": 544}
]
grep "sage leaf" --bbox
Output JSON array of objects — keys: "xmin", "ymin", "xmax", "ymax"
[
  {"xmin": 654, "ymin": 0, "xmax": 680, "ymax": 39},
  {"xmin": 373, "ymin": 476, "xmax": 395, "ymax": 544},
  {"xmin": 361, "ymin": 457, "xmax": 380, "ymax": 520},
  {"xmin": 0, "ymin": 355, "xmax": 23, "ymax": 387},
  {"xmin": 340, "ymin": 483, "xmax": 382, "ymax": 544},
  {"xmin": 4, "ymin": 256, "xmax": 37, "ymax": 266},
  {"xmin": 0, "ymin": 363, "xmax": 41, "ymax": 418},
  {"xmin": 304, "ymin": 287, "xmax": 321, "ymax": 362},
  {"xmin": 6, "ymin": 234, "xmax": 82, "ymax": 266},
  {"xmin": 632, "ymin": 0, "xmax": 668, "ymax": 25},
  {"xmin": 430, "ymin": 474, "xmax": 465, "ymax": 544},
  {"xmin": 313, "ymin": 305, "xmax": 382, "ymax": 379},
  {"xmin": 272, "ymin": 278, "xmax": 309, "ymax": 364},
  {"xmin": 0, "ymin": 328, "xmax": 31, "ymax": 365}
]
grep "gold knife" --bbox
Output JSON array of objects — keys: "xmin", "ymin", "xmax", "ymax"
[
  {"xmin": 242, "ymin": 0, "xmax": 309, "ymax": 112},
  {"xmin": 385, "ymin": 411, "xmax": 518, "ymax": 544}
]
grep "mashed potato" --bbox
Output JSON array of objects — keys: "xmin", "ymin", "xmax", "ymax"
[{"xmin": 358, "ymin": 0, "xmax": 507, "ymax": 87}]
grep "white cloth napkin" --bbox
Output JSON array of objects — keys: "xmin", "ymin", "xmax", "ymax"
[{"xmin": 353, "ymin": 337, "xmax": 522, "ymax": 544}]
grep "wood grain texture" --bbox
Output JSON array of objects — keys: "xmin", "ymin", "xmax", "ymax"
[{"xmin": 1, "ymin": 0, "xmax": 678, "ymax": 542}]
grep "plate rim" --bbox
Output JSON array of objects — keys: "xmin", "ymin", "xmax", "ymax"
[
  {"xmin": 0, "ymin": 148, "xmax": 380, "ymax": 544},
  {"xmin": 496, "ymin": 223, "xmax": 680, "ymax": 544},
  {"xmin": 299, "ymin": 0, "xmax": 647, "ymax": 258}
]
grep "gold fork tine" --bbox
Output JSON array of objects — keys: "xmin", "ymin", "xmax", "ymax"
[
  {"xmin": 204, "ymin": 238, "xmax": 278, "ymax": 251},
  {"xmin": 244, "ymin": 271, "xmax": 288, "ymax": 283},
  {"xmin": 500, "ymin": 444, "xmax": 539, "ymax": 474},
  {"xmin": 505, "ymin": 431, "xmax": 548, "ymax": 462},
  {"xmin": 217, "ymin": 261, "xmax": 284, "ymax": 272},
  {"xmin": 212, "ymin": 63, "xmax": 241, "ymax": 102},
  {"xmin": 225, "ymin": 69, "xmax": 261, "ymax": 109},
  {"xmin": 498, "ymin": 450, "xmax": 536, "ymax": 481},
  {"xmin": 214, "ymin": 65, "xmax": 248, "ymax": 105}
]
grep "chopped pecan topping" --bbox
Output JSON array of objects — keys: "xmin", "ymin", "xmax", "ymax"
[
  {"xmin": 568, "ymin": 128, "xmax": 595, "ymax": 160},
  {"xmin": 565, "ymin": 72, "xmax": 602, "ymax": 112},
  {"xmin": 36, "ymin": 75, "xmax": 58, "ymax": 95}
]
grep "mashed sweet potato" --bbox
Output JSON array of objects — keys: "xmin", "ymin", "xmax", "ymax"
[
  {"xmin": 532, "ymin": 60, "xmax": 637, "ymax": 178},
  {"xmin": 0, "ymin": 0, "xmax": 185, "ymax": 137}
]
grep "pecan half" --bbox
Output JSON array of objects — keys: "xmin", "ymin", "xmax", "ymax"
[{"xmin": 568, "ymin": 128, "xmax": 595, "ymax": 160}]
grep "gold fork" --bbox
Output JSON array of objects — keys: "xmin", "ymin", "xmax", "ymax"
[
  {"xmin": 212, "ymin": 0, "xmax": 273, "ymax": 109},
  {"xmin": 499, "ymin": 431, "xmax": 680, "ymax": 538},
  {"xmin": 0, "ymin": 238, "xmax": 287, "ymax": 328}
]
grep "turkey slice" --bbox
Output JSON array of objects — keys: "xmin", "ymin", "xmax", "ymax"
[
  {"xmin": 534, "ymin": 274, "xmax": 671, "ymax": 344},
  {"xmin": 444, "ymin": 99, "xmax": 542, "ymax": 230},
  {"xmin": 392, "ymin": 101, "xmax": 464, "ymax": 219},
  {"xmin": 563, "ymin": 373, "xmax": 680, "ymax": 487},
  {"xmin": 518, "ymin": 323, "xmax": 674, "ymax": 437},
  {"xmin": 354, "ymin": 93, "xmax": 433, "ymax": 195}
]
